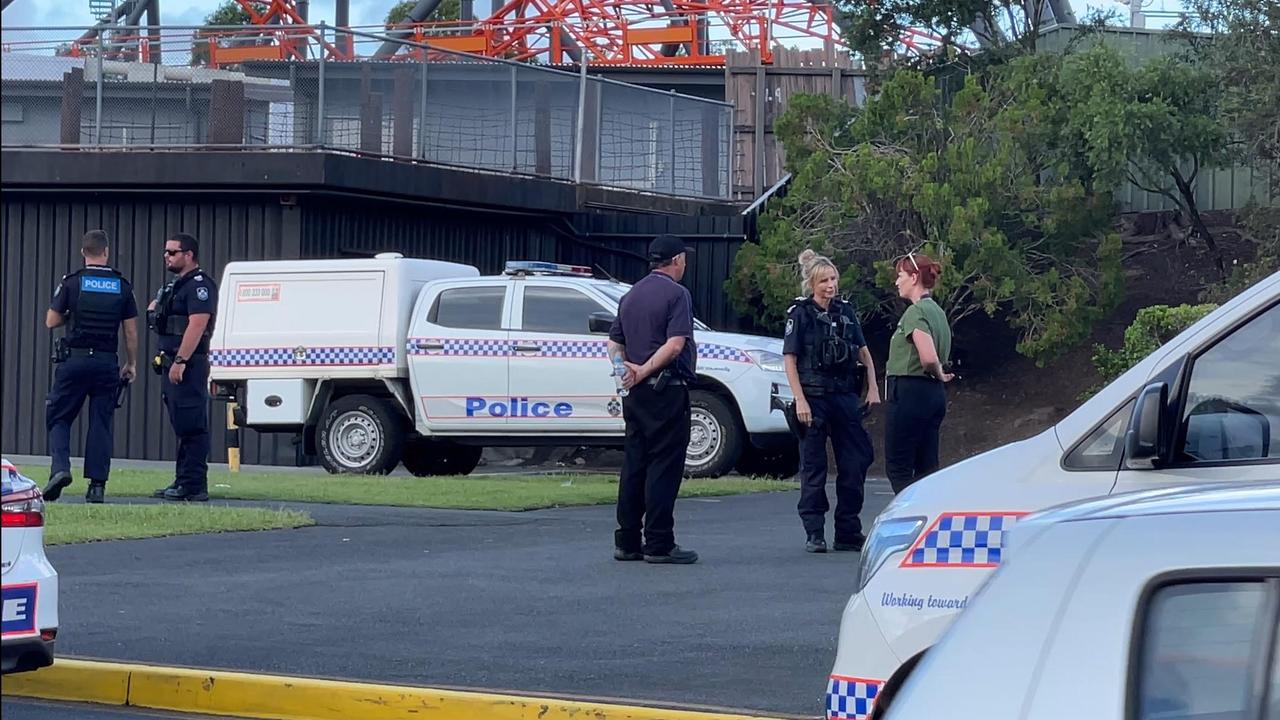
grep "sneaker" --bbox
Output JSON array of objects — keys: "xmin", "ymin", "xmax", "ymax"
[
  {"xmin": 806, "ymin": 534, "xmax": 828, "ymax": 553},
  {"xmin": 42, "ymin": 471, "xmax": 73, "ymax": 502},
  {"xmin": 644, "ymin": 546, "xmax": 699, "ymax": 564},
  {"xmin": 613, "ymin": 548, "xmax": 644, "ymax": 562},
  {"xmin": 162, "ymin": 487, "xmax": 209, "ymax": 502},
  {"xmin": 152, "ymin": 484, "xmax": 178, "ymax": 499},
  {"xmin": 85, "ymin": 482, "xmax": 105, "ymax": 504},
  {"xmin": 833, "ymin": 534, "xmax": 867, "ymax": 552}
]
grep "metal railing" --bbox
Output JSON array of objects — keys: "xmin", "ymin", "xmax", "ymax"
[{"xmin": 0, "ymin": 24, "xmax": 734, "ymax": 200}]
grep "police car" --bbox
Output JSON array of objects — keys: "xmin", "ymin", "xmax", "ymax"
[
  {"xmin": 209, "ymin": 257, "xmax": 797, "ymax": 477},
  {"xmin": 1, "ymin": 458, "xmax": 58, "ymax": 675},
  {"xmin": 879, "ymin": 481, "xmax": 1280, "ymax": 719},
  {"xmin": 828, "ymin": 270, "xmax": 1280, "ymax": 719}
]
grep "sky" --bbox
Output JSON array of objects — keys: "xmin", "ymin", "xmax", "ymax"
[{"xmin": 1, "ymin": 0, "xmax": 1194, "ymax": 31}]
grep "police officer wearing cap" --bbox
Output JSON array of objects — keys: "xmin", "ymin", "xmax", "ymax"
[
  {"xmin": 147, "ymin": 232, "xmax": 218, "ymax": 502},
  {"xmin": 783, "ymin": 249, "xmax": 879, "ymax": 554},
  {"xmin": 607, "ymin": 234, "xmax": 699, "ymax": 565},
  {"xmin": 43, "ymin": 230, "xmax": 139, "ymax": 504}
]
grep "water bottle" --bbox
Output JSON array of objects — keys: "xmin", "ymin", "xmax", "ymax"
[{"xmin": 612, "ymin": 358, "xmax": 629, "ymax": 398}]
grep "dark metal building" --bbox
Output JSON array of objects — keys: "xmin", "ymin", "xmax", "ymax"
[{"xmin": 1, "ymin": 149, "xmax": 754, "ymax": 466}]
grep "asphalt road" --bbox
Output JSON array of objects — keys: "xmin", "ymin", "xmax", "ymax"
[
  {"xmin": 34, "ymin": 480, "xmax": 893, "ymax": 717},
  {"xmin": 2, "ymin": 698, "xmax": 259, "ymax": 720}
]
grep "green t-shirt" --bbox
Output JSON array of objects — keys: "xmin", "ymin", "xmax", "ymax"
[{"xmin": 886, "ymin": 297, "xmax": 952, "ymax": 378}]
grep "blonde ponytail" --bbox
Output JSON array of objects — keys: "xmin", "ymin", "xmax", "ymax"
[{"xmin": 798, "ymin": 249, "xmax": 837, "ymax": 296}]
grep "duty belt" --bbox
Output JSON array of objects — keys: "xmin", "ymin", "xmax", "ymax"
[{"xmin": 68, "ymin": 347, "xmax": 116, "ymax": 360}]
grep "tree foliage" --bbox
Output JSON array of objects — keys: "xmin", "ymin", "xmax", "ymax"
[
  {"xmin": 191, "ymin": 1, "xmax": 261, "ymax": 66},
  {"xmin": 385, "ymin": 0, "xmax": 463, "ymax": 26},
  {"xmin": 728, "ymin": 55, "xmax": 1127, "ymax": 365},
  {"xmin": 1055, "ymin": 43, "xmax": 1234, "ymax": 274},
  {"xmin": 1091, "ymin": 304, "xmax": 1217, "ymax": 387}
]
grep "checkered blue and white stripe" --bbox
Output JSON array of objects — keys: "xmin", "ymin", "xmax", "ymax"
[
  {"xmin": 903, "ymin": 513, "xmax": 1022, "ymax": 567},
  {"xmin": 537, "ymin": 340, "xmax": 609, "ymax": 358},
  {"xmin": 826, "ymin": 676, "xmax": 879, "ymax": 720},
  {"xmin": 211, "ymin": 346, "xmax": 396, "ymax": 367},
  {"xmin": 697, "ymin": 343, "xmax": 751, "ymax": 363},
  {"xmin": 407, "ymin": 338, "xmax": 510, "ymax": 357}
]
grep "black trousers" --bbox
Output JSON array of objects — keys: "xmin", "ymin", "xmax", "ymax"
[
  {"xmin": 46, "ymin": 354, "xmax": 119, "ymax": 482},
  {"xmin": 161, "ymin": 355, "xmax": 211, "ymax": 491},
  {"xmin": 615, "ymin": 382, "xmax": 691, "ymax": 556},
  {"xmin": 797, "ymin": 391, "xmax": 873, "ymax": 541},
  {"xmin": 885, "ymin": 376, "xmax": 947, "ymax": 494}
]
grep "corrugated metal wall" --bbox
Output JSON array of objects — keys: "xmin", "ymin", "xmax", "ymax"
[
  {"xmin": 1, "ymin": 193, "xmax": 304, "ymax": 467},
  {"xmin": 2, "ymin": 192, "xmax": 752, "ymax": 466}
]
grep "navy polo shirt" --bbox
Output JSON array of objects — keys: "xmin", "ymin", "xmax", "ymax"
[{"xmin": 609, "ymin": 271, "xmax": 697, "ymax": 380}]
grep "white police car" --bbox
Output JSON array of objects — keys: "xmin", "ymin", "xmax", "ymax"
[
  {"xmin": 2, "ymin": 458, "xmax": 58, "ymax": 674},
  {"xmin": 209, "ymin": 258, "xmax": 798, "ymax": 477},
  {"xmin": 879, "ymin": 481, "xmax": 1280, "ymax": 719},
  {"xmin": 828, "ymin": 270, "xmax": 1280, "ymax": 719}
]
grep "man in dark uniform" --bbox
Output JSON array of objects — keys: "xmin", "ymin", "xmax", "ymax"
[
  {"xmin": 607, "ymin": 235, "xmax": 699, "ymax": 565},
  {"xmin": 43, "ymin": 229, "xmax": 139, "ymax": 504},
  {"xmin": 147, "ymin": 232, "xmax": 217, "ymax": 502}
]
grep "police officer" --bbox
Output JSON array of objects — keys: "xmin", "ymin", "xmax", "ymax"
[
  {"xmin": 43, "ymin": 229, "xmax": 139, "ymax": 504},
  {"xmin": 607, "ymin": 235, "xmax": 699, "ymax": 565},
  {"xmin": 782, "ymin": 249, "xmax": 879, "ymax": 554},
  {"xmin": 148, "ymin": 232, "xmax": 218, "ymax": 502}
]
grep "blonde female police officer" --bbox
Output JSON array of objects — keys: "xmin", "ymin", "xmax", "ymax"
[{"xmin": 783, "ymin": 250, "xmax": 880, "ymax": 554}]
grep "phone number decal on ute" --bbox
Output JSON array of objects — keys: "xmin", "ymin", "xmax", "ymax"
[
  {"xmin": 899, "ymin": 512, "xmax": 1029, "ymax": 568},
  {"xmin": 2, "ymin": 583, "xmax": 38, "ymax": 636}
]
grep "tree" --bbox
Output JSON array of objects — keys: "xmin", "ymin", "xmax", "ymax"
[
  {"xmin": 191, "ymin": 1, "xmax": 261, "ymax": 66},
  {"xmin": 1054, "ymin": 44, "xmax": 1234, "ymax": 277},
  {"xmin": 385, "ymin": 0, "xmax": 463, "ymax": 27},
  {"xmin": 728, "ymin": 61, "xmax": 1124, "ymax": 365}
]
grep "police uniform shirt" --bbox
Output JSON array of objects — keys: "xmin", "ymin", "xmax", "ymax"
[
  {"xmin": 783, "ymin": 297, "xmax": 866, "ymax": 389},
  {"xmin": 608, "ymin": 271, "xmax": 697, "ymax": 380},
  {"xmin": 158, "ymin": 270, "xmax": 218, "ymax": 354},
  {"xmin": 50, "ymin": 265, "xmax": 138, "ymax": 352}
]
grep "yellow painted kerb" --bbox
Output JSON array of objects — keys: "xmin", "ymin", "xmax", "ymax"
[{"xmin": 2, "ymin": 658, "xmax": 790, "ymax": 720}]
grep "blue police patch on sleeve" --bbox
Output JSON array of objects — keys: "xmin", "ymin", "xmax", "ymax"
[
  {"xmin": 196, "ymin": 287, "xmax": 209, "ymax": 301},
  {"xmin": 81, "ymin": 276, "xmax": 122, "ymax": 294}
]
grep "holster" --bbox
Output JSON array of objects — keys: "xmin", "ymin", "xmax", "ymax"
[{"xmin": 51, "ymin": 337, "xmax": 70, "ymax": 364}]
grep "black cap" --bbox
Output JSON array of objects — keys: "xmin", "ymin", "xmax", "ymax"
[{"xmin": 647, "ymin": 234, "xmax": 694, "ymax": 262}]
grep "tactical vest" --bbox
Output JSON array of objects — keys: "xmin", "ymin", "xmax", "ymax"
[
  {"xmin": 152, "ymin": 270, "xmax": 215, "ymax": 347},
  {"xmin": 68, "ymin": 266, "xmax": 126, "ymax": 347},
  {"xmin": 795, "ymin": 299, "xmax": 862, "ymax": 395}
]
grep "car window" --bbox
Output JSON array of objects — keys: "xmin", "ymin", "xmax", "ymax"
[
  {"xmin": 522, "ymin": 286, "xmax": 607, "ymax": 334},
  {"xmin": 1178, "ymin": 303, "xmax": 1280, "ymax": 464},
  {"xmin": 1134, "ymin": 581, "xmax": 1271, "ymax": 720},
  {"xmin": 1065, "ymin": 399, "xmax": 1135, "ymax": 470},
  {"xmin": 593, "ymin": 281, "xmax": 713, "ymax": 331},
  {"xmin": 429, "ymin": 286, "xmax": 506, "ymax": 330}
]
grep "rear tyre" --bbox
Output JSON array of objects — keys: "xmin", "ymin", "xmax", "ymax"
[
  {"xmin": 684, "ymin": 390, "xmax": 743, "ymax": 478},
  {"xmin": 317, "ymin": 395, "xmax": 405, "ymax": 475},
  {"xmin": 403, "ymin": 439, "xmax": 483, "ymax": 477}
]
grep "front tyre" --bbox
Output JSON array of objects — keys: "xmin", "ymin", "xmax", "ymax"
[
  {"xmin": 684, "ymin": 390, "xmax": 743, "ymax": 478},
  {"xmin": 317, "ymin": 395, "xmax": 405, "ymax": 475}
]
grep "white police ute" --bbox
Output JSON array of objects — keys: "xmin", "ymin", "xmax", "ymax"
[
  {"xmin": 209, "ymin": 257, "xmax": 797, "ymax": 477},
  {"xmin": 880, "ymin": 481, "xmax": 1280, "ymax": 720},
  {"xmin": 2, "ymin": 458, "xmax": 59, "ymax": 675},
  {"xmin": 827, "ymin": 270, "xmax": 1280, "ymax": 720}
]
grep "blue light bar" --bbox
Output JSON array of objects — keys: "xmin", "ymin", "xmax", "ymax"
[{"xmin": 503, "ymin": 261, "xmax": 594, "ymax": 277}]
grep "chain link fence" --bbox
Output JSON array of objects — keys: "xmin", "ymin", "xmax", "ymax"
[{"xmin": 0, "ymin": 24, "xmax": 732, "ymax": 199}]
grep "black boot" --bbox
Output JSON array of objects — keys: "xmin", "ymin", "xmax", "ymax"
[
  {"xmin": 85, "ymin": 482, "xmax": 105, "ymax": 504},
  {"xmin": 163, "ymin": 486, "xmax": 209, "ymax": 502},
  {"xmin": 42, "ymin": 471, "xmax": 73, "ymax": 502},
  {"xmin": 805, "ymin": 533, "xmax": 828, "ymax": 553}
]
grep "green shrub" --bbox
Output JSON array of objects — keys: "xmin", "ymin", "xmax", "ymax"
[{"xmin": 1091, "ymin": 303, "xmax": 1218, "ymax": 388}]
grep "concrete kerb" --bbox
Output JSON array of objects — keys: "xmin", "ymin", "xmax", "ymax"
[{"xmin": 2, "ymin": 658, "xmax": 799, "ymax": 720}]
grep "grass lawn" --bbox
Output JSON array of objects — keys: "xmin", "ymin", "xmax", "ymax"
[
  {"xmin": 24, "ymin": 468, "xmax": 794, "ymax": 511},
  {"xmin": 42, "ymin": 504, "xmax": 314, "ymax": 545}
]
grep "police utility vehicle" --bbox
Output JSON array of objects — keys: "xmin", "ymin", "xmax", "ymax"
[
  {"xmin": 2, "ymin": 458, "xmax": 58, "ymax": 675},
  {"xmin": 208, "ymin": 257, "xmax": 796, "ymax": 477},
  {"xmin": 828, "ymin": 270, "xmax": 1280, "ymax": 720}
]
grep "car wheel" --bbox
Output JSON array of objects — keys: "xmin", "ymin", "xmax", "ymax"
[
  {"xmin": 685, "ymin": 390, "xmax": 743, "ymax": 478},
  {"xmin": 318, "ymin": 395, "xmax": 405, "ymax": 475}
]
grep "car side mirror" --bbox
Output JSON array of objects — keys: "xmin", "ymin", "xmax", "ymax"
[
  {"xmin": 1125, "ymin": 382, "xmax": 1169, "ymax": 470},
  {"xmin": 588, "ymin": 311, "xmax": 615, "ymax": 335}
]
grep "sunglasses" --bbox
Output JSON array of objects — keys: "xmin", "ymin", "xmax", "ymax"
[
  {"xmin": 163, "ymin": 248, "xmax": 187, "ymax": 257},
  {"xmin": 894, "ymin": 251, "xmax": 920, "ymax": 273}
]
